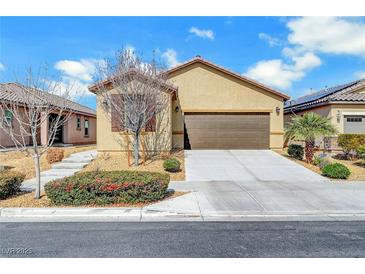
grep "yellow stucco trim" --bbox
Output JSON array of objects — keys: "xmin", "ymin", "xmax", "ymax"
[
  {"xmin": 270, "ymin": 131, "xmax": 285, "ymax": 135},
  {"xmin": 182, "ymin": 109, "xmax": 273, "ymax": 113}
]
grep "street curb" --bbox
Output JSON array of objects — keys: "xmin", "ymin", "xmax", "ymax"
[{"xmin": 3, "ymin": 207, "xmax": 365, "ymax": 222}]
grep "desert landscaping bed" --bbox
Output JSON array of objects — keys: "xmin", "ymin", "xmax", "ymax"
[
  {"xmin": 280, "ymin": 150, "xmax": 365, "ymax": 181},
  {"xmin": 0, "ymin": 190, "xmax": 187, "ymax": 208},
  {"xmin": 0, "ymin": 145, "xmax": 96, "ymax": 180},
  {"xmin": 81, "ymin": 149, "xmax": 185, "ymax": 181}
]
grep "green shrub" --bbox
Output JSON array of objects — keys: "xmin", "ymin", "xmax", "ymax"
[
  {"xmin": 357, "ymin": 144, "xmax": 365, "ymax": 160},
  {"xmin": 163, "ymin": 158, "xmax": 181, "ymax": 172},
  {"xmin": 44, "ymin": 170, "xmax": 170, "ymax": 205},
  {"xmin": 0, "ymin": 171, "xmax": 25, "ymax": 199},
  {"xmin": 322, "ymin": 163, "xmax": 351, "ymax": 179},
  {"xmin": 287, "ymin": 144, "xmax": 304, "ymax": 160},
  {"xmin": 338, "ymin": 134, "xmax": 365, "ymax": 155},
  {"xmin": 313, "ymin": 155, "xmax": 331, "ymax": 169}
]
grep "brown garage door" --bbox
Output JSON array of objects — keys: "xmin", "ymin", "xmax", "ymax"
[{"xmin": 184, "ymin": 112, "xmax": 270, "ymax": 149}]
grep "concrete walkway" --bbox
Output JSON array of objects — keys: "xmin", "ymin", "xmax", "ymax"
[
  {"xmin": 184, "ymin": 150, "xmax": 326, "ymax": 182},
  {"xmin": 21, "ymin": 150, "xmax": 97, "ymax": 191}
]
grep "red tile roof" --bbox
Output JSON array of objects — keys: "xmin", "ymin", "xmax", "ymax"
[{"xmin": 0, "ymin": 83, "xmax": 96, "ymax": 117}]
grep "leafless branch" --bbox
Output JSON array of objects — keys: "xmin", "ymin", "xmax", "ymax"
[
  {"xmin": 0, "ymin": 66, "xmax": 81, "ymax": 198},
  {"xmin": 93, "ymin": 49, "xmax": 171, "ymax": 166}
]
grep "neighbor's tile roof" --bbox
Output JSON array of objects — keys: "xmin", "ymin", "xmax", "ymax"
[
  {"xmin": 0, "ymin": 83, "xmax": 96, "ymax": 116},
  {"xmin": 284, "ymin": 78, "xmax": 365, "ymax": 113},
  {"xmin": 166, "ymin": 55, "xmax": 290, "ymax": 100}
]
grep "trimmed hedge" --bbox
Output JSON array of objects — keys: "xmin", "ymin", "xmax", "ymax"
[
  {"xmin": 337, "ymin": 134, "xmax": 365, "ymax": 155},
  {"xmin": 44, "ymin": 170, "xmax": 170, "ymax": 205},
  {"xmin": 163, "ymin": 158, "xmax": 181, "ymax": 172},
  {"xmin": 0, "ymin": 171, "xmax": 25, "ymax": 200},
  {"xmin": 322, "ymin": 163, "xmax": 351, "ymax": 179},
  {"xmin": 287, "ymin": 144, "xmax": 304, "ymax": 160}
]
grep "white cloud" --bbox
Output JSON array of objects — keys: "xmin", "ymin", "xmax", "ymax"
[
  {"xmin": 54, "ymin": 58, "xmax": 104, "ymax": 99},
  {"xmin": 245, "ymin": 52, "xmax": 321, "ymax": 90},
  {"xmin": 0, "ymin": 62, "xmax": 5, "ymax": 71},
  {"xmin": 54, "ymin": 59, "xmax": 99, "ymax": 82},
  {"xmin": 292, "ymin": 52, "xmax": 322, "ymax": 71},
  {"xmin": 189, "ymin": 27, "xmax": 215, "ymax": 40},
  {"xmin": 161, "ymin": 49, "xmax": 180, "ymax": 68},
  {"xmin": 258, "ymin": 33, "xmax": 281, "ymax": 47},
  {"xmin": 356, "ymin": 71, "xmax": 365, "ymax": 79},
  {"xmin": 287, "ymin": 17, "xmax": 365, "ymax": 57}
]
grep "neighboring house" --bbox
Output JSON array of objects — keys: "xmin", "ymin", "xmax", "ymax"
[
  {"xmin": 0, "ymin": 83, "xmax": 96, "ymax": 147},
  {"xmin": 89, "ymin": 56, "xmax": 289, "ymax": 153},
  {"xmin": 284, "ymin": 78, "xmax": 365, "ymax": 149}
]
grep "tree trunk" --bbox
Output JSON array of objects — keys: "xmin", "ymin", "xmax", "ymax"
[
  {"xmin": 133, "ymin": 132, "xmax": 140, "ymax": 166},
  {"xmin": 305, "ymin": 138, "xmax": 315, "ymax": 164},
  {"xmin": 33, "ymin": 154, "xmax": 41, "ymax": 199}
]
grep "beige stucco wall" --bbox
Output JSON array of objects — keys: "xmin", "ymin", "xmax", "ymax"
[
  {"xmin": 96, "ymin": 88, "xmax": 172, "ymax": 153},
  {"xmin": 284, "ymin": 105, "xmax": 332, "ymax": 126},
  {"xmin": 330, "ymin": 104, "xmax": 365, "ymax": 134},
  {"xmin": 284, "ymin": 104, "xmax": 365, "ymax": 134},
  {"xmin": 63, "ymin": 114, "xmax": 96, "ymax": 144},
  {"xmin": 168, "ymin": 63, "xmax": 285, "ymax": 149}
]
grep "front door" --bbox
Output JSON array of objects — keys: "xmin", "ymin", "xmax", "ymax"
[{"xmin": 49, "ymin": 114, "xmax": 63, "ymax": 143}]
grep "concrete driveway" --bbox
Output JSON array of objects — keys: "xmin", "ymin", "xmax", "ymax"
[
  {"xmin": 184, "ymin": 150, "xmax": 326, "ymax": 182},
  {"xmin": 146, "ymin": 178, "xmax": 365, "ymax": 220},
  {"xmin": 144, "ymin": 150, "xmax": 365, "ymax": 220}
]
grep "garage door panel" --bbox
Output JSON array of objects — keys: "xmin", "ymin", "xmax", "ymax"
[{"xmin": 184, "ymin": 112, "xmax": 270, "ymax": 149}]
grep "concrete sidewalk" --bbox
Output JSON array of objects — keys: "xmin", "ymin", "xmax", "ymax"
[{"xmin": 21, "ymin": 149, "xmax": 97, "ymax": 191}]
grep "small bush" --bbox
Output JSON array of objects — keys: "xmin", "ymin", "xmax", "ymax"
[
  {"xmin": 357, "ymin": 144, "xmax": 365, "ymax": 161},
  {"xmin": 46, "ymin": 148, "xmax": 64, "ymax": 164},
  {"xmin": 322, "ymin": 163, "xmax": 351, "ymax": 179},
  {"xmin": 163, "ymin": 158, "xmax": 181, "ymax": 172},
  {"xmin": 0, "ymin": 171, "xmax": 25, "ymax": 199},
  {"xmin": 313, "ymin": 155, "xmax": 331, "ymax": 169},
  {"xmin": 287, "ymin": 144, "xmax": 304, "ymax": 160},
  {"xmin": 44, "ymin": 170, "xmax": 170, "ymax": 205},
  {"xmin": 338, "ymin": 134, "xmax": 365, "ymax": 156}
]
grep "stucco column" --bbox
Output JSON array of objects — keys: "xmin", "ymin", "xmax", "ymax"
[{"xmin": 40, "ymin": 112, "xmax": 49, "ymax": 146}]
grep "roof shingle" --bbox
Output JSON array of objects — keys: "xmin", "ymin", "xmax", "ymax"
[
  {"xmin": 0, "ymin": 83, "xmax": 96, "ymax": 116},
  {"xmin": 284, "ymin": 78, "xmax": 365, "ymax": 112}
]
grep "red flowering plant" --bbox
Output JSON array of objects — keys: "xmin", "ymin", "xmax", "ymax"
[{"xmin": 44, "ymin": 171, "xmax": 170, "ymax": 206}]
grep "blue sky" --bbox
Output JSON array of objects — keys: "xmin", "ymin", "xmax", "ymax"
[{"xmin": 1, "ymin": 16, "xmax": 365, "ymax": 109}]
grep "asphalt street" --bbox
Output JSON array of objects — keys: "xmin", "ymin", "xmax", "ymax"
[{"xmin": 1, "ymin": 221, "xmax": 365, "ymax": 257}]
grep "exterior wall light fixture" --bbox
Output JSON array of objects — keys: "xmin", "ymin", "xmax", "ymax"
[{"xmin": 275, "ymin": 107, "xmax": 280, "ymax": 115}]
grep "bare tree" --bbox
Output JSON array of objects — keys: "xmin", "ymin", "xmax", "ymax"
[
  {"xmin": 0, "ymin": 67, "xmax": 80, "ymax": 199},
  {"xmin": 93, "ymin": 49, "xmax": 171, "ymax": 166}
]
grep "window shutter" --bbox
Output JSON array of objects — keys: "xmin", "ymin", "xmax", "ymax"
[
  {"xmin": 145, "ymin": 115, "xmax": 156, "ymax": 132},
  {"xmin": 111, "ymin": 94, "xmax": 124, "ymax": 132}
]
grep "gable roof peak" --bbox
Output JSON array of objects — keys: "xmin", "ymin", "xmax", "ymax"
[{"xmin": 167, "ymin": 56, "xmax": 290, "ymax": 100}]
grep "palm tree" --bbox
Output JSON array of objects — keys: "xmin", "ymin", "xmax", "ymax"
[{"xmin": 285, "ymin": 112, "xmax": 337, "ymax": 163}]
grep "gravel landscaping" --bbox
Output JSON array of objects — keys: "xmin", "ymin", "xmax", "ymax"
[
  {"xmin": 280, "ymin": 150, "xmax": 365, "ymax": 181},
  {"xmin": 0, "ymin": 190, "xmax": 187, "ymax": 208},
  {"xmin": 81, "ymin": 149, "xmax": 185, "ymax": 181},
  {"xmin": 0, "ymin": 145, "xmax": 96, "ymax": 179}
]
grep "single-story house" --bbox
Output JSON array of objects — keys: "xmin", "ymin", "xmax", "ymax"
[
  {"xmin": 284, "ymin": 78, "xmax": 365, "ymax": 149},
  {"xmin": 0, "ymin": 82, "xmax": 96, "ymax": 147},
  {"xmin": 89, "ymin": 56, "xmax": 290, "ymax": 153}
]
